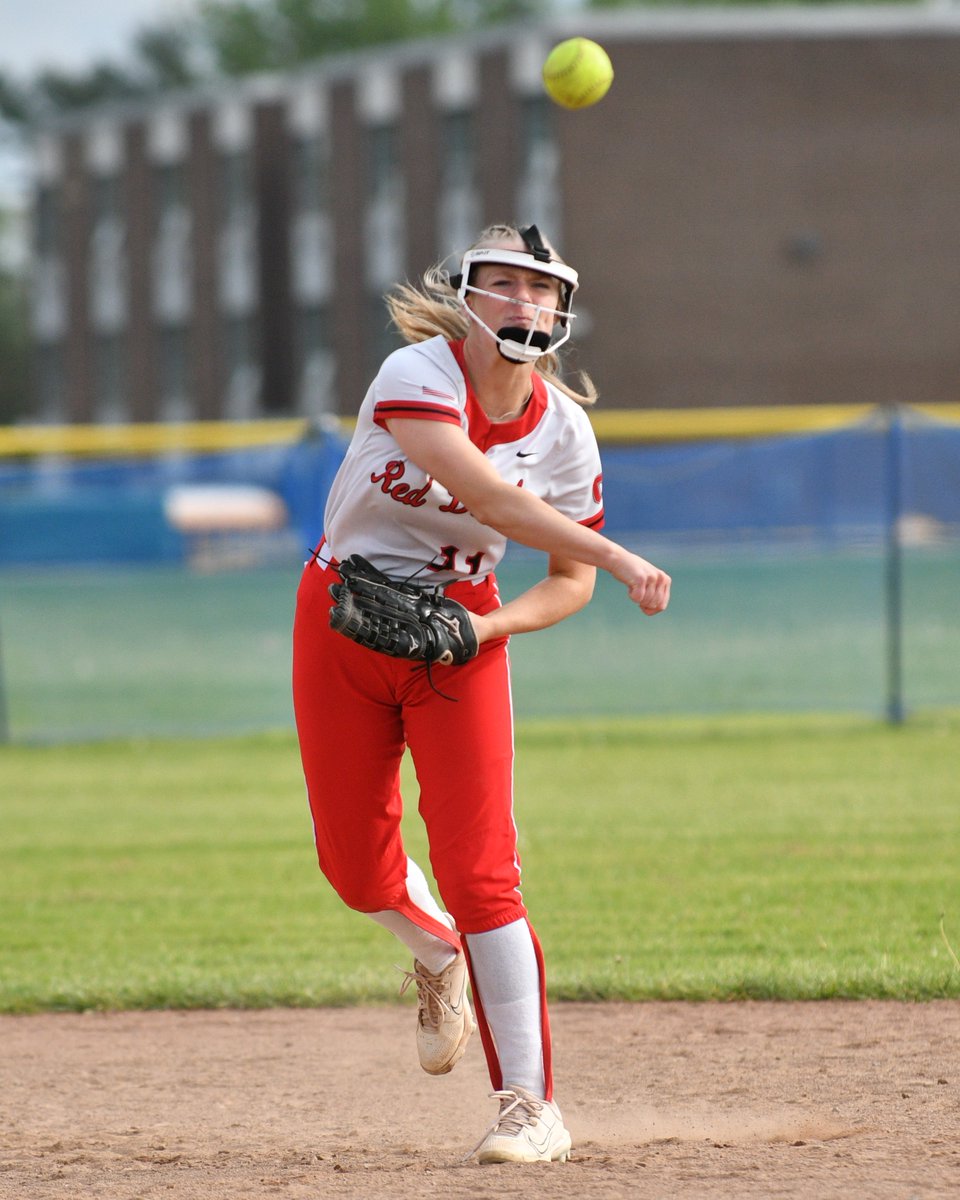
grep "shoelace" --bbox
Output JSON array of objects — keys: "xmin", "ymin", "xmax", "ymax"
[
  {"xmin": 488, "ymin": 1089, "xmax": 543, "ymax": 1136},
  {"xmin": 463, "ymin": 1089, "xmax": 543, "ymax": 1160},
  {"xmin": 396, "ymin": 964, "xmax": 451, "ymax": 1030}
]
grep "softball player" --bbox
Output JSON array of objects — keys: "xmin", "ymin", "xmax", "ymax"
[{"xmin": 292, "ymin": 224, "xmax": 670, "ymax": 1164}]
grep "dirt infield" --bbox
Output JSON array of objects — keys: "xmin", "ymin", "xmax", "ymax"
[{"xmin": 2, "ymin": 1001, "xmax": 958, "ymax": 1199}]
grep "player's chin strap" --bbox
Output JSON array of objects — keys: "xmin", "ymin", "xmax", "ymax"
[{"xmin": 463, "ymin": 306, "xmax": 571, "ymax": 364}]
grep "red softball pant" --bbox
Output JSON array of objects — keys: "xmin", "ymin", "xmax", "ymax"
[{"xmin": 292, "ymin": 556, "xmax": 528, "ymax": 943}]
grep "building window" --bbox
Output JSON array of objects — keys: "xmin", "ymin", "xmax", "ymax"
[
  {"xmin": 88, "ymin": 176, "xmax": 128, "ymax": 335},
  {"xmin": 32, "ymin": 255, "xmax": 66, "ymax": 342},
  {"xmin": 34, "ymin": 185, "xmax": 60, "ymax": 255},
  {"xmin": 296, "ymin": 304, "xmax": 330, "ymax": 366},
  {"xmin": 441, "ymin": 110, "xmax": 473, "ymax": 184},
  {"xmin": 364, "ymin": 122, "xmax": 404, "ymax": 376},
  {"xmin": 153, "ymin": 163, "xmax": 187, "ymax": 228},
  {"xmin": 368, "ymin": 125, "xmax": 396, "ymax": 194},
  {"xmin": 217, "ymin": 151, "xmax": 257, "ymax": 316},
  {"xmin": 438, "ymin": 109, "xmax": 479, "ymax": 262},
  {"xmin": 91, "ymin": 173, "xmax": 121, "ymax": 224},
  {"xmin": 93, "ymin": 332, "xmax": 128, "ymax": 422},
  {"xmin": 290, "ymin": 210, "xmax": 332, "ymax": 305},
  {"xmin": 291, "ymin": 134, "xmax": 330, "ymax": 214},
  {"xmin": 157, "ymin": 324, "xmax": 190, "ymax": 421},
  {"xmin": 294, "ymin": 304, "xmax": 334, "ymax": 415},
  {"xmin": 364, "ymin": 124, "xmax": 404, "ymax": 292},
  {"xmin": 152, "ymin": 162, "xmax": 193, "ymax": 323},
  {"xmin": 220, "ymin": 149, "xmax": 253, "ymax": 222},
  {"xmin": 515, "ymin": 96, "xmax": 560, "ymax": 239},
  {"xmin": 221, "ymin": 315, "xmax": 260, "ymax": 419},
  {"xmin": 290, "ymin": 134, "xmax": 333, "ymax": 306},
  {"xmin": 34, "ymin": 343, "xmax": 64, "ymax": 422},
  {"xmin": 521, "ymin": 94, "xmax": 552, "ymax": 153}
]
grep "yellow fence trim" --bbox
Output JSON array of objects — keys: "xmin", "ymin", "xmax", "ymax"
[
  {"xmin": 0, "ymin": 418, "xmax": 311, "ymax": 458},
  {"xmin": 913, "ymin": 403, "xmax": 960, "ymax": 426},
  {"xmin": 1, "ymin": 402, "xmax": 957, "ymax": 458},
  {"xmin": 587, "ymin": 404, "xmax": 875, "ymax": 443}
]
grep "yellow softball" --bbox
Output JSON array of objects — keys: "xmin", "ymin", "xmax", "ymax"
[{"xmin": 542, "ymin": 37, "xmax": 614, "ymax": 110}]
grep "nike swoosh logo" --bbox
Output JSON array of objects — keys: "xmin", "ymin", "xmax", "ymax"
[
  {"xmin": 528, "ymin": 1122, "xmax": 556, "ymax": 1153},
  {"xmin": 516, "ymin": 451, "xmax": 536, "ymax": 458}
]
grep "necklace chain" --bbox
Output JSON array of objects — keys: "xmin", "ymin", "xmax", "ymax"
[{"xmin": 487, "ymin": 394, "xmax": 531, "ymax": 422}]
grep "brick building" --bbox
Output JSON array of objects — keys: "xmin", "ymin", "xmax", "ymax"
[{"xmin": 26, "ymin": 6, "xmax": 960, "ymax": 423}]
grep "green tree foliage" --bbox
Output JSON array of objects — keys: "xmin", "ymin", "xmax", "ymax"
[
  {"xmin": 0, "ymin": 0, "xmax": 553, "ymax": 125},
  {"xmin": 134, "ymin": 26, "xmax": 200, "ymax": 91}
]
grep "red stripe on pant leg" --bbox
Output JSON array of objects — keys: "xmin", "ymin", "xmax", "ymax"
[
  {"xmin": 462, "ymin": 923, "xmax": 553, "ymax": 1099},
  {"xmin": 527, "ymin": 920, "xmax": 553, "ymax": 1102},
  {"xmin": 461, "ymin": 939, "xmax": 503, "ymax": 1093},
  {"xmin": 392, "ymin": 899, "xmax": 461, "ymax": 952}
]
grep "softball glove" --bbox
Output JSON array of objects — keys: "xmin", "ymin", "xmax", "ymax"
[{"xmin": 328, "ymin": 555, "xmax": 479, "ymax": 667}]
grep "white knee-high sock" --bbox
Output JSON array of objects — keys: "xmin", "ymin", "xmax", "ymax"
[
  {"xmin": 465, "ymin": 919, "xmax": 545, "ymax": 1098},
  {"xmin": 368, "ymin": 858, "xmax": 457, "ymax": 974}
]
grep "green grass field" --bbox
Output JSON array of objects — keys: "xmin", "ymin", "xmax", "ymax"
[{"xmin": 2, "ymin": 711, "xmax": 958, "ymax": 1013}]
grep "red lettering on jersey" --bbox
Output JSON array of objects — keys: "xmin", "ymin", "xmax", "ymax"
[
  {"xmin": 592, "ymin": 473, "xmax": 603, "ymax": 504},
  {"xmin": 370, "ymin": 460, "xmax": 431, "ymax": 507}
]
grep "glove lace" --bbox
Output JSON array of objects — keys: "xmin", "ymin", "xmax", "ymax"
[{"xmin": 414, "ymin": 660, "xmax": 459, "ymax": 702}]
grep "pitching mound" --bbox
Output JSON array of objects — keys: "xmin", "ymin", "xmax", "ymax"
[{"xmin": 1, "ymin": 1001, "xmax": 957, "ymax": 1198}]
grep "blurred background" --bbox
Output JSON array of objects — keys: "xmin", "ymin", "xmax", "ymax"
[{"xmin": 0, "ymin": 0, "xmax": 957, "ymax": 742}]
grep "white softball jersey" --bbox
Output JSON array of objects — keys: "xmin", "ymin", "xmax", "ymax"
[{"xmin": 322, "ymin": 336, "xmax": 605, "ymax": 582}]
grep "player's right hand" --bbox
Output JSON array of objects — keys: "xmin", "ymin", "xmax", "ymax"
[{"xmin": 616, "ymin": 553, "xmax": 671, "ymax": 615}]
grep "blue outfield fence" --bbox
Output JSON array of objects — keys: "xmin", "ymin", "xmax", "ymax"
[
  {"xmin": 0, "ymin": 427, "xmax": 349, "ymax": 567},
  {"xmin": 1, "ymin": 409, "xmax": 958, "ymax": 568},
  {"xmin": 601, "ymin": 414, "xmax": 959, "ymax": 548},
  {"xmin": 0, "ymin": 407, "xmax": 957, "ymax": 740}
]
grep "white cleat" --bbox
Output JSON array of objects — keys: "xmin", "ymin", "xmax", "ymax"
[
  {"xmin": 473, "ymin": 1085, "xmax": 572, "ymax": 1164},
  {"xmin": 399, "ymin": 950, "xmax": 475, "ymax": 1076}
]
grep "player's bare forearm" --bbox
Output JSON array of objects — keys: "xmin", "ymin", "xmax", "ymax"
[
  {"xmin": 472, "ymin": 558, "xmax": 595, "ymax": 644},
  {"xmin": 469, "ymin": 488, "xmax": 671, "ymax": 616},
  {"xmin": 387, "ymin": 417, "xmax": 671, "ymax": 615}
]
